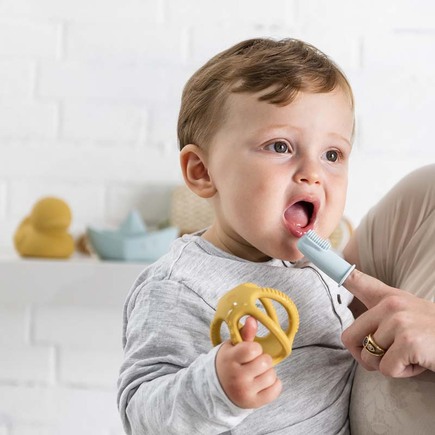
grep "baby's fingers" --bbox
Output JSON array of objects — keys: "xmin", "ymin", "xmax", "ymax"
[
  {"xmin": 254, "ymin": 364, "xmax": 280, "ymax": 391},
  {"xmin": 240, "ymin": 316, "xmax": 258, "ymax": 342},
  {"xmin": 232, "ymin": 340, "xmax": 263, "ymax": 364},
  {"xmin": 255, "ymin": 373, "xmax": 282, "ymax": 404}
]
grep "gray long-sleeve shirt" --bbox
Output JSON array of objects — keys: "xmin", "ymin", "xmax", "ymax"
[{"xmin": 117, "ymin": 233, "xmax": 355, "ymax": 434}]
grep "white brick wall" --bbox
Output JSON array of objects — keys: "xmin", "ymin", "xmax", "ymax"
[
  {"xmin": 61, "ymin": 102, "xmax": 148, "ymax": 143},
  {"xmin": 0, "ymin": 0, "xmax": 434, "ymax": 250},
  {"xmin": 0, "ymin": 344, "xmax": 55, "ymax": 384},
  {"xmin": 0, "ymin": 18, "xmax": 61, "ymax": 58},
  {"xmin": 0, "ymin": 257, "xmax": 144, "ymax": 435},
  {"xmin": 66, "ymin": 22, "xmax": 188, "ymax": 64},
  {"xmin": 0, "ymin": 60, "xmax": 34, "ymax": 97},
  {"xmin": 1, "ymin": 1, "xmax": 435, "ymax": 433},
  {"xmin": 0, "ymin": 102, "xmax": 58, "ymax": 139}
]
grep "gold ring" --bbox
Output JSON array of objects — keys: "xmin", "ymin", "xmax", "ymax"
[{"xmin": 362, "ymin": 334, "xmax": 386, "ymax": 357}]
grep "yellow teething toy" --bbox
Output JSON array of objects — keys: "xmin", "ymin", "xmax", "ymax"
[{"xmin": 210, "ymin": 283, "xmax": 299, "ymax": 365}]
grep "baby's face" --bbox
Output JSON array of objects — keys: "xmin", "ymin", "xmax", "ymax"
[{"xmin": 203, "ymin": 88, "xmax": 354, "ymax": 262}]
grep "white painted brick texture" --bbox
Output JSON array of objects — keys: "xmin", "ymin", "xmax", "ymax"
[
  {"xmin": 66, "ymin": 22, "xmax": 187, "ymax": 65},
  {"xmin": 38, "ymin": 61, "xmax": 186, "ymax": 102},
  {"xmin": 0, "ymin": 260, "xmax": 143, "ymax": 434},
  {"xmin": 0, "ymin": 182, "xmax": 6, "ymax": 220},
  {"xmin": 0, "ymin": 103, "xmax": 58, "ymax": 139},
  {"xmin": 0, "ymin": 0, "xmax": 163, "ymax": 23},
  {"xmin": 61, "ymin": 102, "xmax": 148, "ymax": 143},
  {"xmin": 0, "ymin": 385, "xmax": 123, "ymax": 435},
  {"xmin": 59, "ymin": 348, "xmax": 122, "ymax": 388},
  {"xmin": 0, "ymin": 18, "xmax": 60, "ymax": 58},
  {"xmin": 0, "ymin": 1, "xmax": 435, "ymax": 433},
  {"xmin": 34, "ymin": 307, "xmax": 122, "ymax": 350},
  {"xmin": 0, "ymin": 61, "xmax": 34, "ymax": 97},
  {"xmin": 166, "ymin": 0, "xmax": 295, "ymax": 27},
  {"xmin": 0, "ymin": 309, "xmax": 28, "ymax": 345},
  {"xmin": 0, "ymin": 345, "xmax": 54, "ymax": 384}
]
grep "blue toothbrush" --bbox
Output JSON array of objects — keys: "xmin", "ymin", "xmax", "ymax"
[{"xmin": 297, "ymin": 230, "xmax": 355, "ymax": 286}]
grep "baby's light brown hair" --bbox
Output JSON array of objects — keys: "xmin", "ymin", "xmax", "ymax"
[{"xmin": 178, "ymin": 38, "xmax": 354, "ymax": 150}]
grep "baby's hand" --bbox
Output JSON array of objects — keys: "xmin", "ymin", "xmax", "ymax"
[{"xmin": 215, "ymin": 317, "xmax": 282, "ymax": 409}]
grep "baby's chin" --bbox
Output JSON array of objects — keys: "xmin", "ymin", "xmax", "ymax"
[
  {"xmin": 291, "ymin": 251, "xmax": 305, "ymax": 262},
  {"xmin": 282, "ymin": 252, "xmax": 305, "ymax": 262},
  {"xmin": 265, "ymin": 244, "xmax": 305, "ymax": 263}
]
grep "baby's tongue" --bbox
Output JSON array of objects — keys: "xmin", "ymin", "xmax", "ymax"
[{"xmin": 285, "ymin": 203, "xmax": 309, "ymax": 228}]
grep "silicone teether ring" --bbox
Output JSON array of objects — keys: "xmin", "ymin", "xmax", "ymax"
[{"xmin": 210, "ymin": 283, "xmax": 299, "ymax": 365}]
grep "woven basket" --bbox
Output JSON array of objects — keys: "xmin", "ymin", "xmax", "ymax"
[
  {"xmin": 170, "ymin": 186, "xmax": 214, "ymax": 235},
  {"xmin": 329, "ymin": 216, "xmax": 353, "ymax": 251}
]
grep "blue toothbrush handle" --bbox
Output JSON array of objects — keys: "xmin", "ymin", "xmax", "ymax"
[{"xmin": 297, "ymin": 232, "xmax": 355, "ymax": 286}]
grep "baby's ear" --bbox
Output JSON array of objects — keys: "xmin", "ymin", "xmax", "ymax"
[{"xmin": 179, "ymin": 144, "xmax": 216, "ymax": 198}]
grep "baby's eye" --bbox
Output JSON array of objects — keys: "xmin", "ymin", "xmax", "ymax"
[
  {"xmin": 266, "ymin": 141, "xmax": 290, "ymax": 153},
  {"xmin": 325, "ymin": 150, "xmax": 340, "ymax": 162}
]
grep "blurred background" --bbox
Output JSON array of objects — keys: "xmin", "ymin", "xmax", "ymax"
[{"xmin": 1, "ymin": 1, "xmax": 435, "ymax": 434}]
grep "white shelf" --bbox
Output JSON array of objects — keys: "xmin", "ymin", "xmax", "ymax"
[{"xmin": 0, "ymin": 252, "xmax": 146, "ymax": 307}]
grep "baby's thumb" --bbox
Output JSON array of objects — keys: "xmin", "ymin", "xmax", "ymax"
[{"xmin": 240, "ymin": 316, "xmax": 258, "ymax": 342}]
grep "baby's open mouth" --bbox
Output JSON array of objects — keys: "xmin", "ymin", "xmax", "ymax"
[{"xmin": 284, "ymin": 200, "xmax": 317, "ymax": 236}]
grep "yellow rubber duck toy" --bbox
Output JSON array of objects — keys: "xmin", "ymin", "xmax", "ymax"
[{"xmin": 14, "ymin": 197, "xmax": 74, "ymax": 259}]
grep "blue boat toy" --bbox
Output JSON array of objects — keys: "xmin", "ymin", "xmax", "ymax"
[{"xmin": 87, "ymin": 210, "xmax": 178, "ymax": 262}]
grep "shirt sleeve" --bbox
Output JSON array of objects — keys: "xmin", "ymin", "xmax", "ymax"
[
  {"xmin": 117, "ymin": 279, "xmax": 252, "ymax": 434},
  {"xmin": 356, "ymin": 165, "xmax": 435, "ymax": 295}
]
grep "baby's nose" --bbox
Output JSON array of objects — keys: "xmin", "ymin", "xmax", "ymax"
[{"xmin": 293, "ymin": 160, "xmax": 321, "ymax": 185}]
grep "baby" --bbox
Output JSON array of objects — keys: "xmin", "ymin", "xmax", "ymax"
[{"xmin": 118, "ymin": 38, "xmax": 355, "ymax": 434}]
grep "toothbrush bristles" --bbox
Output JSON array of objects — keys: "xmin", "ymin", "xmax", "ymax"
[{"xmin": 305, "ymin": 230, "xmax": 331, "ymax": 250}]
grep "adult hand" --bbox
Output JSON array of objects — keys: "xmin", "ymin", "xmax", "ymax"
[
  {"xmin": 215, "ymin": 317, "xmax": 282, "ymax": 408},
  {"xmin": 341, "ymin": 269, "xmax": 435, "ymax": 377}
]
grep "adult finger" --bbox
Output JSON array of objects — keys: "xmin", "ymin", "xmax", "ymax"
[
  {"xmin": 360, "ymin": 326, "xmax": 395, "ymax": 371},
  {"xmin": 378, "ymin": 340, "xmax": 426, "ymax": 378},
  {"xmin": 342, "ymin": 301, "xmax": 385, "ymax": 361},
  {"xmin": 342, "ymin": 300, "xmax": 397, "ymax": 370},
  {"xmin": 343, "ymin": 268, "xmax": 398, "ymax": 309}
]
